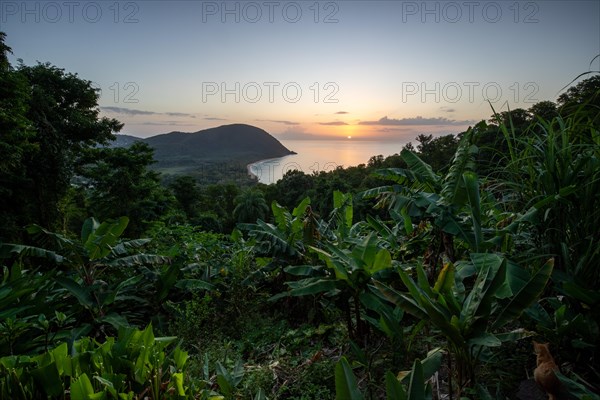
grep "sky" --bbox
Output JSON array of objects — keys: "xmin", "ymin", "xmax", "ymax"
[{"xmin": 2, "ymin": 0, "xmax": 599, "ymax": 140}]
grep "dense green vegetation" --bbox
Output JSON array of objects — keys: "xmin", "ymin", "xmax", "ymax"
[{"xmin": 1, "ymin": 33, "xmax": 599, "ymax": 399}]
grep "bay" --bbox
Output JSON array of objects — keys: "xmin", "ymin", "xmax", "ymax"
[{"xmin": 249, "ymin": 139, "xmax": 408, "ymax": 184}]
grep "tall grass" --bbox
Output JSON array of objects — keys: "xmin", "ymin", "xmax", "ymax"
[{"xmin": 488, "ymin": 107, "xmax": 600, "ymax": 290}]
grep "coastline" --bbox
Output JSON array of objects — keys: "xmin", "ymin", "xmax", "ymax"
[{"xmin": 247, "ymin": 153, "xmax": 296, "ymax": 182}]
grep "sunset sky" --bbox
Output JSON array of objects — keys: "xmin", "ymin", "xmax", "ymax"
[{"xmin": 3, "ymin": 1, "xmax": 599, "ymax": 140}]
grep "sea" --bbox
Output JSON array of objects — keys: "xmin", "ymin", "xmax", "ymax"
[{"xmin": 249, "ymin": 139, "xmax": 409, "ymax": 184}]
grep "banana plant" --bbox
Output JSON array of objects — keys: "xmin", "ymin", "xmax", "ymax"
[
  {"xmin": 268, "ymin": 192, "xmax": 398, "ymax": 341},
  {"xmin": 240, "ymin": 197, "xmax": 314, "ymax": 260},
  {"xmin": 361, "ymin": 128, "xmax": 490, "ymax": 277},
  {"xmin": 1, "ymin": 217, "xmax": 172, "ymax": 334},
  {"xmin": 373, "ymin": 253, "xmax": 553, "ymax": 396},
  {"xmin": 335, "ymin": 349, "xmax": 442, "ymax": 400}
]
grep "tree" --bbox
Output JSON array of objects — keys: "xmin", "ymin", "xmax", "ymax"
[
  {"xmin": 488, "ymin": 108, "xmax": 530, "ymax": 131},
  {"xmin": 557, "ymin": 75, "xmax": 600, "ymax": 109},
  {"xmin": 79, "ymin": 142, "xmax": 174, "ymax": 236},
  {"xmin": 0, "ymin": 33, "xmax": 35, "ymax": 240},
  {"xmin": 0, "ymin": 33, "xmax": 123, "ymax": 239},
  {"xmin": 195, "ymin": 183, "xmax": 240, "ymax": 231},
  {"xmin": 233, "ymin": 189, "xmax": 269, "ymax": 223},
  {"xmin": 557, "ymin": 75, "xmax": 600, "ymax": 128},
  {"xmin": 270, "ymin": 170, "xmax": 314, "ymax": 210},
  {"xmin": 415, "ymin": 133, "xmax": 459, "ymax": 171},
  {"xmin": 169, "ymin": 176, "xmax": 202, "ymax": 220},
  {"xmin": 528, "ymin": 100, "xmax": 559, "ymax": 122}
]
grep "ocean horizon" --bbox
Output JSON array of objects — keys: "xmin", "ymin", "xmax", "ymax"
[{"xmin": 249, "ymin": 139, "xmax": 409, "ymax": 184}]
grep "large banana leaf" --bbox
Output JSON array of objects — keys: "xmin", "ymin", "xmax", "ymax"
[
  {"xmin": 333, "ymin": 190, "xmax": 353, "ymax": 229},
  {"xmin": 492, "ymin": 258, "xmax": 553, "ymax": 329},
  {"xmin": 385, "ymin": 370, "xmax": 407, "ymax": 400},
  {"xmin": 85, "ymin": 217, "xmax": 129, "ymax": 260},
  {"xmin": 462, "ymin": 171, "xmax": 483, "ymax": 251},
  {"xmin": 460, "ymin": 254, "xmax": 506, "ymax": 334},
  {"xmin": 400, "ymin": 149, "xmax": 441, "ymax": 190},
  {"xmin": 335, "ymin": 357, "xmax": 364, "ymax": 400},
  {"xmin": 440, "ymin": 127, "xmax": 477, "ymax": 207}
]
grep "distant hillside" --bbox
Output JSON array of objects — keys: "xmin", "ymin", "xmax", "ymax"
[
  {"xmin": 109, "ymin": 134, "xmax": 140, "ymax": 148},
  {"xmin": 144, "ymin": 124, "xmax": 294, "ymax": 163},
  {"xmin": 111, "ymin": 124, "xmax": 295, "ymax": 184}
]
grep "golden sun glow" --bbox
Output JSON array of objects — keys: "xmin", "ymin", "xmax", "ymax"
[{"xmin": 341, "ymin": 124, "xmax": 359, "ymax": 140}]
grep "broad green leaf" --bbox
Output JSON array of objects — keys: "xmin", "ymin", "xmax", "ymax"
[
  {"xmin": 71, "ymin": 373, "xmax": 95, "ymax": 400},
  {"xmin": 400, "ymin": 149, "xmax": 440, "ymax": 190},
  {"xmin": 333, "ymin": 190, "xmax": 353, "ymax": 229},
  {"xmin": 385, "ymin": 370, "xmax": 407, "ymax": 400},
  {"xmin": 55, "ymin": 277, "xmax": 93, "ymax": 309},
  {"xmin": 433, "ymin": 263, "xmax": 455, "ymax": 295},
  {"xmin": 172, "ymin": 372, "xmax": 186, "ymax": 396},
  {"xmin": 373, "ymin": 281, "xmax": 428, "ymax": 321},
  {"xmin": 312, "ymin": 246, "xmax": 349, "ymax": 282},
  {"xmin": 440, "ymin": 129, "xmax": 477, "ymax": 206},
  {"xmin": 468, "ymin": 332, "xmax": 501, "ymax": 348},
  {"xmin": 463, "ymin": 171, "xmax": 482, "ymax": 251},
  {"xmin": 493, "ymin": 258, "xmax": 554, "ymax": 329},
  {"xmin": 107, "ymin": 254, "xmax": 170, "ymax": 267},
  {"xmin": 366, "ymin": 215, "xmax": 396, "ymax": 243},
  {"xmin": 292, "ymin": 196, "xmax": 311, "ymax": 218},
  {"xmin": 80, "ymin": 217, "xmax": 100, "ymax": 244},
  {"xmin": 555, "ymin": 370, "xmax": 600, "ymax": 400},
  {"xmin": 86, "ymin": 217, "xmax": 129, "ymax": 260},
  {"xmin": 406, "ymin": 359, "xmax": 425, "ymax": 400},
  {"xmin": 284, "ymin": 265, "xmax": 321, "ymax": 276},
  {"xmin": 30, "ymin": 362, "xmax": 63, "ymax": 396},
  {"xmin": 366, "ymin": 248, "xmax": 392, "ymax": 275},
  {"xmin": 351, "ymin": 233, "xmax": 379, "ymax": 269},
  {"xmin": 271, "ymin": 201, "xmax": 290, "ymax": 231},
  {"xmin": 400, "ymin": 207, "xmax": 413, "ymax": 235},
  {"xmin": 562, "ymin": 281, "xmax": 600, "ymax": 305},
  {"xmin": 51, "ymin": 342, "xmax": 69, "ymax": 376},
  {"xmin": 461, "ymin": 254, "xmax": 506, "ymax": 332},
  {"xmin": 287, "ymin": 279, "xmax": 339, "ymax": 296},
  {"xmin": 94, "ymin": 376, "xmax": 116, "ymax": 396},
  {"xmin": 422, "ymin": 348, "xmax": 443, "ymax": 381},
  {"xmin": 99, "ymin": 313, "xmax": 129, "ymax": 330},
  {"xmin": 335, "ymin": 357, "xmax": 364, "ymax": 400},
  {"xmin": 415, "ymin": 263, "xmax": 434, "ymax": 298},
  {"xmin": 0, "ymin": 243, "xmax": 65, "ymax": 263},
  {"xmin": 174, "ymin": 346, "xmax": 188, "ymax": 370}
]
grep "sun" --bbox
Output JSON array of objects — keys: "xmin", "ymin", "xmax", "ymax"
[{"xmin": 347, "ymin": 135, "xmax": 352, "ymax": 139}]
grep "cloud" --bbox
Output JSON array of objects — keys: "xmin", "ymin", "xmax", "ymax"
[
  {"xmin": 101, "ymin": 106, "xmax": 158, "ymax": 116},
  {"xmin": 136, "ymin": 121, "xmax": 196, "ymax": 126},
  {"xmin": 335, "ymin": 111, "xmax": 349, "ymax": 114},
  {"xmin": 165, "ymin": 112, "xmax": 195, "ymax": 117},
  {"xmin": 204, "ymin": 117, "xmax": 228, "ymax": 121},
  {"xmin": 439, "ymin": 107, "xmax": 456, "ymax": 113},
  {"xmin": 258, "ymin": 119, "xmax": 300, "ymax": 126},
  {"xmin": 359, "ymin": 116, "xmax": 475, "ymax": 126},
  {"xmin": 101, "ymin": 107, "xmax": 195, "ymax": 118},
  {"xmin": 318, "ymin": 121, "xmax": 348, "ymax": 126}
]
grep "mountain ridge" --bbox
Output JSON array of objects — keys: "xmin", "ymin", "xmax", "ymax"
[{"xmin": 111, "ymin": 123, "xmax": 295, "ymax": 164}]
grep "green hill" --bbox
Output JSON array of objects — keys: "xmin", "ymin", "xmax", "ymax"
[
  {"xmin": 144, "ymin": 124, "xmax": 293, "ymax": 164},
  {"xmin": 112, "ymin": 124, "xmax": 294, "ymax": 184}
]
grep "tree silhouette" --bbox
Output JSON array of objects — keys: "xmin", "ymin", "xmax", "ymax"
[{"xmin": 233, "ymin": 189, "xmax": 269, "ymax": 223}]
